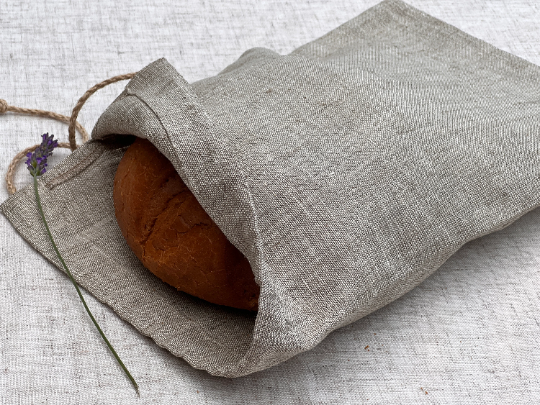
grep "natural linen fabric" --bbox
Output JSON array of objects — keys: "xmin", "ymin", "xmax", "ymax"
[{"xmin": 2, "ymin": 0, "xmax": 540, "ymax": 377}]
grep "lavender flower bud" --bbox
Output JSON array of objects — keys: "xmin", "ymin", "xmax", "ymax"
[{"xmin": 26, "ymin": 133, "xmax": 58, "ymax": 176}]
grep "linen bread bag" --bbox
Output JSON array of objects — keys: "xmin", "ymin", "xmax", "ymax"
[{"xmin": 3, "ymin": 0, "xmax": 540, "ymax": 377}]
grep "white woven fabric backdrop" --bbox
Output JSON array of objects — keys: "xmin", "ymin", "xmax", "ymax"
[{"xmin": 2, "ymin": 1, "xmax": 540, "ymax": 403}]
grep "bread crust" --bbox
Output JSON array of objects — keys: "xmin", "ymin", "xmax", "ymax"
[{"xmin": 113, "ymin": 137, "xmax": 259, "ymax": 311}]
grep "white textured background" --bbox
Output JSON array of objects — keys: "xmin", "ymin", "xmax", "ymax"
[{"xmin": 2, "ymin": 1, "xmax": 540, "ymax": 403}]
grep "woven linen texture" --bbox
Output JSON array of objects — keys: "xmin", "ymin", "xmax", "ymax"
[{"xmin": 3, "ymin": 0, "xmax": 540, "ymax": 378}]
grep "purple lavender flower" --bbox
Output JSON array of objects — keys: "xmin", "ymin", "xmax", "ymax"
[{"xmin": 25, "ymin": 133, "xmax": 58, "ymax": 176}]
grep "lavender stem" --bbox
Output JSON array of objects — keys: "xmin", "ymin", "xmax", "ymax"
[{"xmin": 32, "ymin": 174, "xmax": 139, "ymax": 396}]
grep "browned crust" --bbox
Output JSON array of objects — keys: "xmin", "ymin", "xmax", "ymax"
[{"xmin": 113, "ymin": 137, "xmax": 259, "ymax": 311}]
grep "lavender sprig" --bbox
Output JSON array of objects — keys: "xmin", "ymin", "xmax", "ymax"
[
  {"xmin": 27, "ymin": 134, "xmax": 139, "ymax": 395},
  {"xmin": 25, "ymin": 133, "xmax": 58, "ymax": 176}
]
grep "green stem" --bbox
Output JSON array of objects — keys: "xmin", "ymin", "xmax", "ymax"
[{"xmin": 33, "ymin": 175, "xmax": 139, "ymax": 396}]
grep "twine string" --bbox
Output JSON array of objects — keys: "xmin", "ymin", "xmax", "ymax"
[
  {"xmin": 3, "ymin": 72, "xmax": 137, "ymax": 195},
  {"xmin": 68, "ymin": 73, "xmax": 136, "ymax": 151},
  {"xmin": 5, "ymin": 142, "xmax": 72, "ymax": 195}
]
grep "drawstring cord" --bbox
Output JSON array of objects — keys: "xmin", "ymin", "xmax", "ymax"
[{"xmin": 2, "ymin": 72, "xmax": 136, "ymax": 195}]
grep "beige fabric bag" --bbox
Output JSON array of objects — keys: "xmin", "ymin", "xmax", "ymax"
[{"xmin": 3, "ymin": 0, "xmax": 540, "ymax": 377}]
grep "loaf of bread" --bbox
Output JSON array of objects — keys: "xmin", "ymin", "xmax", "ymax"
[{"xmin": 113, "ymin": 137, "xmax": 260, "ymax": 311}]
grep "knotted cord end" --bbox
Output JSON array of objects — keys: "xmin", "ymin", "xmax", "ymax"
[{"xmin": 0, "ymin": 99, "xmax": 8, "ymax": 114}]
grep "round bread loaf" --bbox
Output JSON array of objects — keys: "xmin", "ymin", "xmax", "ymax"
[{"xmin": 113, "ymin": 137, "xmax": 259, "ymax": 311}]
